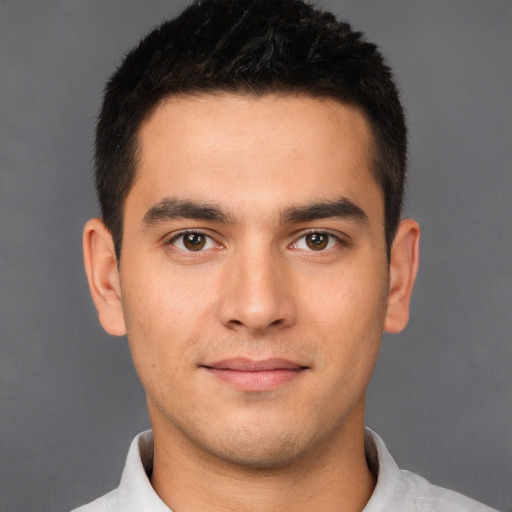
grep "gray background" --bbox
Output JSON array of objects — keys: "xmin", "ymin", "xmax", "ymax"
[{"xmin": 0, "ymin": 1, "xmax": 510, "ymax": 511}]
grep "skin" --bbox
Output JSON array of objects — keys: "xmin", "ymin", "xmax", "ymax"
[{"xmin": 84, "ymin": 94, "xmax": 420, "ymax": 512}]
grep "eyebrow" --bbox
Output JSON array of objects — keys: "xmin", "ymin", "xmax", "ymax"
[
  {"xmin": 141, "ymin": 198, "xmax": 233, "ymax": 228},
  {"xmin": 140, "ymin": 196, "xmax": 369, "ymax": 229},
  {"xmin": 280, "ymin": 198, "xmax": 369, "ymax": 225}
]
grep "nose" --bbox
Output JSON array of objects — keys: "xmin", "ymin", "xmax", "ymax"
[{"xmin": 217, "ymin": 245, "xmax": 296, "ymax": 334}]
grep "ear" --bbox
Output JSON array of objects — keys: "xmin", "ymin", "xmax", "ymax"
[
  {"xmin": 83, "ymin": 218, "xmax": 126, "ymax": 336},
  {"xmin": 384, "ymin": 219, "xmax": 420, "ymax": 333}
]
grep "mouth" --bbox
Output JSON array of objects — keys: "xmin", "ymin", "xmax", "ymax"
[{"xmin": 201, "ymin": 358, "xmax": 309, "ymax": 392}]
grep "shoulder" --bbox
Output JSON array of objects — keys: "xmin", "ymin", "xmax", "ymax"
[
  {"xmin": 71, "ymin": 488, "xmax": 118, "ymax": 512},
  {"xmin": 401, "ymin": 469, "xmax": 498, "ymax": 512},
  {"xmin": 364, "ymin": 428, "xmax": 498, "ymax": 512},
  {"xmin": 70, "ymin": 430, "xmax": 159, "ymax": 512}
]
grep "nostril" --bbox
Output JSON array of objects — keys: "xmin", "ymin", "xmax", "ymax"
[{"xmin": 227, "ymin": 317, "xmax": 285, "ymax": 330}]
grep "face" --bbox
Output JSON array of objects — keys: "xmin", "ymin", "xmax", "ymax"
[{"xmin": 96, "ymin": 94, "xmax": 402, "ymax": 468}]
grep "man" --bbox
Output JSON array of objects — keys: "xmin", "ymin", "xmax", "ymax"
[{"xmin": 77, "ymin": 0, "xmax": 497, "ymax": 510}]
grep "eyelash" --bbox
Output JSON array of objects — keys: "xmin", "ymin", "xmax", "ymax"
[
  {"xmin": 167, "ymin": 230, "xmax": 345, "ymax": 253},
  {"xmin": 167, "ymin": 230, "xmax": 220, "ymax": 252},
  {"xmin": 290, "ymin": 230, "xmax": 344, "ymax": 252}
]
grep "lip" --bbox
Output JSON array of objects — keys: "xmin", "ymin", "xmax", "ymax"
[{"xmin": 201, "ymin": 358, "xmax": 308, "ymax": 391}]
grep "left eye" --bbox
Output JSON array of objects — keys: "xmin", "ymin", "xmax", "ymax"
[
  {"xmin": 170, "ymin": 232, "xmax": 217, "ymax": 251},
  {"xmin": 292, "ymin": 232, "xmax": 339, "ymax": 251}
]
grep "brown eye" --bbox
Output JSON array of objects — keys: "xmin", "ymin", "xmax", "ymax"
[
  {"xmin": 305, "ymin": 233, "xmax": 329, "ymax": 250},
  {"xmin": 169, "ymin": 231, "xmax": 218, "ymax": 253},
  {"xmin": 183, "ymin": 233, "xmax": 207, "ymax": 251}
]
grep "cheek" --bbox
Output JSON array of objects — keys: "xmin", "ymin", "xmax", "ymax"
[
  {"xmin": 119, "ymin": 265, "xmax": 216, "ymax": 381},
  {"xmin": 303, "ymin": 263, "xmax": 388, "ymax": 334},
  {"xmin": 123, "ymin": 258, "xmax": 217, "ymax": 328},
  {"xmin": 303, "ymin": 264, "xmax": 387, "ymax": 379}
]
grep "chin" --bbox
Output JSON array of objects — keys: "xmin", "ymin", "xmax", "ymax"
[{"xmin": 196, "ymin": 424, "xmax": 321, "ymax": 470}]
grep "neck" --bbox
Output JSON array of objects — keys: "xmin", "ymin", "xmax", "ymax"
[{"xmin": 149, "ymin": 406, "xmax": 375, "ymax": 512}]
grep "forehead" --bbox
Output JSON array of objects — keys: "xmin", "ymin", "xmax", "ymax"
[{"xmin": 129, "ymin": 93, "xmax": 381, "ymax": 223}]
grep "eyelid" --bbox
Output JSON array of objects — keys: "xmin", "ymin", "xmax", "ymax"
[
  {"xmin": 164, "ymin": 228, "xmax": 348, "ymax": 252},
  {"xmin": 290, "ymin": 229, "xmax": 347, "ymax": 251},
  {"xmin": 167, "ymin": 229, "xmax": 221, "ymax": 251}
]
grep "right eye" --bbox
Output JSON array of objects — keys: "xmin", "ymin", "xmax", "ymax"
[{"xmin": 169, "ymin": 232, "xmax": 217, "ymax": 252}]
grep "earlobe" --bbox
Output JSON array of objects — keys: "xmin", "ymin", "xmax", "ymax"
[
  {"xmin": 83, "ymin": 218, "xmax": 127, "ymax": 336},
  {"xmin": 384, "ymin": 219, "xmax": 420, "ymax": 334}
]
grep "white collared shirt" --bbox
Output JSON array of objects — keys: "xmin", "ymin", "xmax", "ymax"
[{"xmin": 72, "ymin": 428, "xmax": 497, "ymax": 512}]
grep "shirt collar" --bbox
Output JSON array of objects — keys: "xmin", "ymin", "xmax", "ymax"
[
  {"xmin": 117, "ymin": 430, "xmax": 171, "ymax": 511},
  {"xmin": 363, "ymin": 428, "xmax": 417, "ymax": 511}
]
